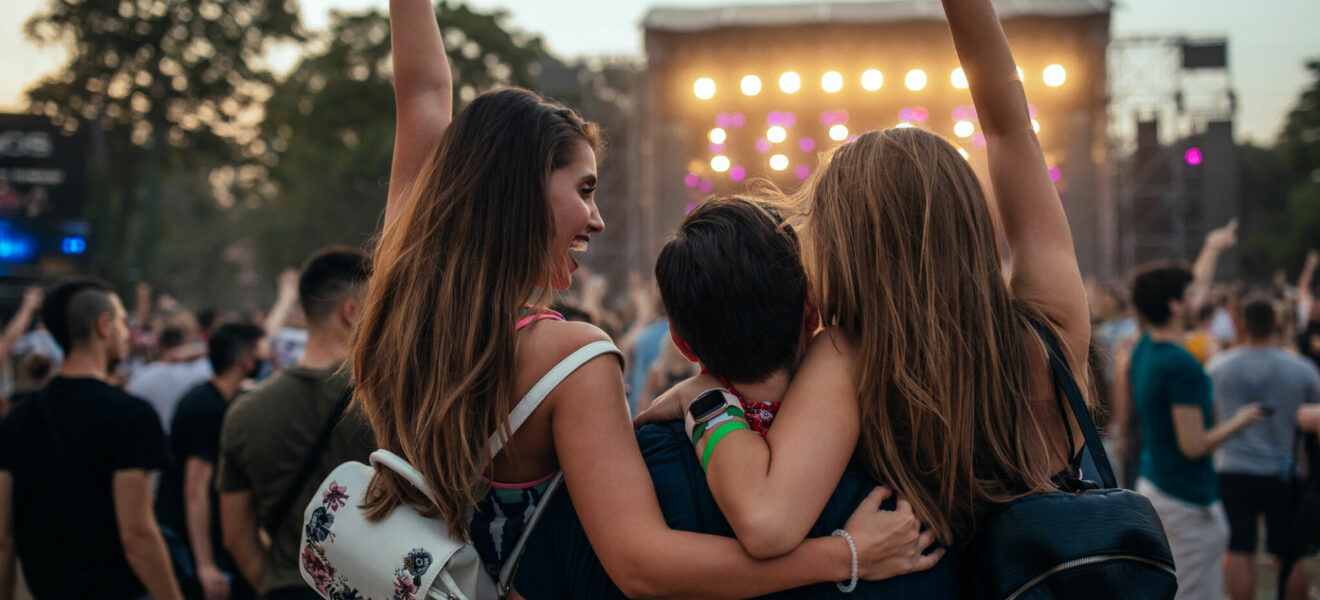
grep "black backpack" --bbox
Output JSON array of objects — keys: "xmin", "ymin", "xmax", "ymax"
[{"xmin": 962, "ymin": 321, "xmax": 1177, "ymax": 600}]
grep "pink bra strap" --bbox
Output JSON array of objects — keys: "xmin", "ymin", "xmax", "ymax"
[{"xmin": 516, "ymin": 309, "xmax": 564, "ymax": 330}]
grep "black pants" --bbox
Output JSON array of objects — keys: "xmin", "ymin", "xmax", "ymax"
[{"xmin": 1220, "ymin": 472, "xmax": 1295, "ymax": 556}]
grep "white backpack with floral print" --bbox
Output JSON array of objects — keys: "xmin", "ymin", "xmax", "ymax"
[{"xmin": 298, "ymin": 341, "xmax": 620, "ymax": 600}]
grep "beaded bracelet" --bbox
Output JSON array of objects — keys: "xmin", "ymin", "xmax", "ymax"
[{"xmin": 831, "ymin": 528, "xmax": 859, "ymax": 593}]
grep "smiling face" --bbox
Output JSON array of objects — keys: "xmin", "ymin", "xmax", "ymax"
[{"xmin": 546, "ymin": 139, "xmax": 604, "ymax": 290}]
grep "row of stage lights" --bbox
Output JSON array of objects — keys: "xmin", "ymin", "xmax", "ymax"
[
  {"xmin": 693, "ymin": 65, "xmax": 1067, "ymax": 99},
  {"xmin": 687, "ymin": 105, "xmax": 1059, "ymax": 192}
]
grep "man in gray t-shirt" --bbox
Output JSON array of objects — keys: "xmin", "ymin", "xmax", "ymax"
[{"xmin": 1206, "ymin": 298, "xmax": 1320, "ymax": 600}]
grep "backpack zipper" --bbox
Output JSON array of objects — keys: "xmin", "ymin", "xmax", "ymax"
[{"xmin": 1004, "ymin": 554, "xmax": 1176, "ymax": 600}]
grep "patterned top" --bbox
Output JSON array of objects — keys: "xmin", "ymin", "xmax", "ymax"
[
  {"xmin": 710, "ymin": 372, "xmax": 780, "ymax": 437},
  {"xmin": 468, "ymin": 308, "xmax": 563, "ymax": 577}
]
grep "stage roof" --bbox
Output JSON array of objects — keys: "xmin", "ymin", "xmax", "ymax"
[{"xmin": 644, "ymin": 0, "xmax": 1110, "ymax": 32}]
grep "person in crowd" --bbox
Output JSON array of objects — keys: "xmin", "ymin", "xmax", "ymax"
[
  {"xmin": 1184, "ymin": 304, "xmax": 1222, "ymax": 364},
  {"xmin": 345, "ymin": 0, "xmax": 930, "ymax": 596},
  {"xmin": 0, "ymin": 278, "xmax": 182, "ymax": 600},
  {"xmin": 515, "ymin": 197, "xmax": 952, "ymax": 598},
  {"xmin": 624, "ymin": 281, "xmax": 668, "ymax": 414},
  {"xmin": 1129, "ymin": 262, "xmax": 1264, "ymax": 600},
  {"xmin": 13, "ymin": 320, "xmax": 63, "ymax": 373},
  {"xmin": 157, "ymin": 323, "xmax": 268, "ymax": 600},
  {"xmin": 1207, "ymin": 297, "xmax": 1320, "ymax": 600},
  {"xmin": 128, "ymin": 324, "xmax": 213, "ymax": 432},
  {"xmin": 639, "ymin": 0, "xmax": 1101, "ymax": 583},
  {"xmin": 638, "ymin": 335, "xmax": 698, "ymax": 412},
  {"xmin": 216, "ymin": 247, "xmax": 376, "ymax": 600},
  {"xmin": 0, "ymin": 287, "xmax": 43, "ymax": 367}
]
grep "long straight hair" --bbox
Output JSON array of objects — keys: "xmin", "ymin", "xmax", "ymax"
[
  {"xmin": 801, "ymin": 127, "xmax": 1082, "ymax": 545},
  {"xmin": 353, "ymin": 88, "xmax": 599, "ymax": 537}
]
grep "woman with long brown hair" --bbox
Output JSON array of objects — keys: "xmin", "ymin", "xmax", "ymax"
[
  {"xmin": 340, "ymin": 0, "xmax": 938, "ymax": 596},
  {"xmin": 643, "ymin": 0, "xmax": 1091, "ymax": 558}
]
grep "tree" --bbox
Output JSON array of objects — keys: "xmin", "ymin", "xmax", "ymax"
[
  {"xmin": 243, "ymin": 3, "xmax": 546, "ymax": 277},
  {"xmin": 1280, "ymin": 60, "xmax": 1320, "ymax": 182},
  {"xmin": 23, "ymin": 0, "xmax": 303, "ymax": 281}
]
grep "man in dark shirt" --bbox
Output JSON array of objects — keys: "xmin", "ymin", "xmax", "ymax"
[
  {"xmin": 157, "ymin": 323, "xmax": 267, "ymax": 600},
  {"xmin": 0, "ymin": 278, "xmax": 182, "ymax": 600}
]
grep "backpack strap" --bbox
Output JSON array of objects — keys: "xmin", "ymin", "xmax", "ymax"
[
  {"xmin": 1029, "ymin": 318, "xmax": 1118, "ymax": 489},
  {"xmin": 488, "ymin": 340, "xmax": 622, "ymax": 458},
  {"xmin": 266, "ymin": 386, "xmax": 353, "ymax": 532}
]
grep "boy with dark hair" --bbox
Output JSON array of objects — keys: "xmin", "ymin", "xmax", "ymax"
[
  {"xmin": 218, "ymin": 247, "xmax": 376, "ymax": 600},
  {"xmin": 158, "ymin": 323, "xmax": 269, "ymax": 600},
  {"xmin": 1207, "ymin": 297, "xmax": 1320, "ymax": 600},
  {"xmin": 1129, "ymin": 243, "xmax": 1264, "ymax": 600},
  {"xmin": 513, "ymin": 197, "xmax": 952, "ymax": 599},
  {"xmin": 0, "ymin": 278, "xmax": 183, "ymax": 600}
]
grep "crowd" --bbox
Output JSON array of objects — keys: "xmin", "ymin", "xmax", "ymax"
[{"xmin": 0, "ymin": 0, "xmax": 1316, "ymax": 599}]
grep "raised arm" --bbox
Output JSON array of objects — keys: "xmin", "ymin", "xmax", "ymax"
[
  {"xmin": 942, "ymin": 0, "xmax": 1089, "ymax": 362},
  {"xmin": 1299, "ymin": 249, "xmax": 1318, "ymax": 308},
  {"xmin": 386, "ymin": 0, "xmax": 453, "ymax": 228},
  {"xmin": 1189, "ymin": 219, "xmax": 1238, "ymax": 311},
  {"xmin": 0, "ymin": 287, "xmax": 42, "ymax": 365}
]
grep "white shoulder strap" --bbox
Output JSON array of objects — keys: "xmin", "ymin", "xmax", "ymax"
[{"xmin": 488, "ymin": 340, "xmax": 621, "ymax": 458}]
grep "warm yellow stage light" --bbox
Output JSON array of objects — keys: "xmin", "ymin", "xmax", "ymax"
[
  {"xmin": 709, "ymin": 128, "xmax": 727, "ymax": 144},
  {"xmin": 951, "ymin": 68, "xmax": 968, "ymax": 89},
  {"xmin": 905, "ymin": 69, "xmax": 927, "ymax": 91},
  {"xmin": 895, "ymin": 122, "xmax": 914, "ymax": 129},
  {"xmin": 861, "ymin": 69, "xmax": 883, "ymax": 91},
  {"xmin": 694, "ymin": 77, "xmax": 716, "ymax": 99},
  {"xmin": 1043, "ymin": 64, "xmax": 1067, "ymax": 87},
  {"xmin": 767, "ymin": 126, "xmax": 787, "ymax": 143},
  {"xmin": 711, "ymin": 155, "xmax": 731, "ymax": 172},
  {"xmin": 1032, "ymin": 119, "xmax": 1041, "ymax": 133},
  {"xmin": 741, "ymin": 75, "xmax": 762, "ymax": 96},
  {"xmin": 769, "ymin": 154, "xmax": 789, "ymax": 171},
  {"xmin": 1016, "ymin": 66, "xmax": 1025, "ymax": 81},
  {"xmin": 958, "ymin": 148, "xmax": 970, "ymax": 160},
  {"xmin": 954, "ymin": 120, "xmax": 975, "ymax": 138},
  {"xmin": 779, "ymin": 72, "xmax": 801, "ymax": 94},
  {"xmin": 829, "ymin": 124, "xmax": 849, "ymax": 141},
  {"xmin": 821, "ymin": 71, "xmax": 844, "ymax": 93}
]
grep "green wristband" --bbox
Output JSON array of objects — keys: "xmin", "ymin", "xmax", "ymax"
[
  {"xmin": 701, "ymin": 420, "xmax": 750, "ymax": 472},
  {"xmin": 690, "ymin": 406, "xmax": 747, "ymax": 446}
]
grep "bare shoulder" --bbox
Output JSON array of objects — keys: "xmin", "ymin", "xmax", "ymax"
[
  {"xmin": 811, "ymin": 327, "xmax": 856, "ymax": 356},
  {"xmin": 513, "ymin": 320, "xmax": 622, "ymax": 396}
]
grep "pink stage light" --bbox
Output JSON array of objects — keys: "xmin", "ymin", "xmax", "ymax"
[
  {"xmin": 834, "ymin": 109, "xmax": 849, "ymax": 124},
  {"xmin": 913, "ymin": 107, "xmax": 929, "ymax": 122},
  {"xmin": 730, "ymin": 166, "xmax": 747, "ymax": 181},
  {"xmin": 755, "ymin": 138, "xmax": 772, "ymax": 153},
  {"xmin": 820, "ymin": 111, "xmax": 836, "ymax": 126},
  {"xmin": 715, "ymin": 114, "xmax": 731, "ymax": 128},
  {"xmin": 685, "ymin": 202, "xmax": 700, "ymax": 214},
  {"xmin": 1049, "ymin": 167, "xmax": 1062, "ymax": 182},
  {"xmin": 799, "ymin": 137, "xmax": 816, "ymax": 152},
  {"xmin": 684, "ymin": 173, "xmax": 700, "ymax": 188},
  {"xmin": 952, "ymin": 106, "xmax": 972, "ymax": 121},
  {"xmin": 709, "ymin": 143, "xmax": 725, "ymax": 154},
  {"xmin": 847, "ymin": 135, "xmax": 858, "ymax": 142},
  {"xmin": 899, "ymin": 108, "xmax": 916, "ymax": 123},
  {"xmin": 731, "ymin": 113, "xmax": 746, "ymax": 128},
  {"xmin": 767, "ymin": 111, "xmax": 782, "ymax": 126},
  {"xmin": 972, "ymin": 132, "xmax": 986, "ymax": 148},
  {"xmin": 795, "ymin": 165, "xmax": 811, "ymax": 180},
  {"xmin": 698, "ymin": 179, "xmax": 714, "ymax": 194},
  {"xmin": 782, "ymin": 112, "xmax": 797, "ymax": 127},
  {"xmin": 1185, "ymin": 147, "xmax": 1203, "ymax": 166},
  {"xmin": 1028, "ymin": 104, "xmax": 1038, "ymax": 118}
]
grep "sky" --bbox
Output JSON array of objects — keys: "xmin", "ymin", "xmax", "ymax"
[{"xmin": 2, "ymin": 0, "xmax": 1317, "ymax": 144}]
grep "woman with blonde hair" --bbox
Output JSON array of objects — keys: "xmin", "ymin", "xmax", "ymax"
[
  {"xmin": 644, "ymin": 0, "xmax": 1093, "ymax": 561},
  {"xmin": 326, "ymin": 0, "xmax": 938, "ymax": 596}
]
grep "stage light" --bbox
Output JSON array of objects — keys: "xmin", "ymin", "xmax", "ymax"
[
  {"xmin": 951, "ymin": 68, "xmax": 968, "ymax": 89},
  {"xmin": 694, "ymin": 78, "xmax": 716, "ymax": 99},
  {"xmin": 822, "ymin": 71, "xmax": 844, "ymax": 93},
  {"xmin": 770, "ymin": 154, "xmax": 789, "ymax": 171},
  {"xmin": 755, "ymin": 138, "xmax": 772, "ymax": 153},
  {"xmin": 709, "ymin": 128, "xmax": 727, "ymax": 144},
  {"xmin": 780, "ymin": 72, "xmax": 801, "ymax": 94},
  {"xmin": 861, "ymin": 69, "xmax": 884, "ymax": 91},
  {"xmin": 795, "ymin": 165, "xmax": 811, "ymax": 180},
  {"xmin": 61, "ymin": 235, "xmax": 87, "ymax": 255},
  {"xmin": 685, "ymin": 202, "xmax": 699, "ymax": 214},
  {"xmin": 905, "ymin": 69, "xmax": 927, "ymax": 91},
  {"xmin": 1032, "ymin": 119, "xmax": 1040, "ymax": 133},
  {"xmin": 958, "ymin": 148, "xmax": 970, "ymax": 160},
  {"xmin": 1043, "ymin": 64, "xmax": 1066, "ymax": 87},
  {"xmin": 781, "ymin": 112, "xmax": 797, "ymax": 127},
  {"xmin": 1185, "ymin": 147, "xmax": 1203, "ymax": 166},
  {"xmin": 1049, "ymin": 167, "xmax": 1062, "ymax": 182},
  {"xmin": 972, "ymin": 132, "xmax": 986, "ymax": 148},
  {"xmin": 730, "ymin": 166, "xmax": 747, "ymax": 181},
  {"xmin": 730, "ymin": 113, "xmax": 746, "ymax": 128},
  {"xmin": 684, "ymin": 173, "xmax": 700, "ymax": 188},
  {"xmin": 709, "ymin": 143, "xmax": 725, "ymax": 155},
  {"xmin": 895, "ymin": 122, "xmax": 914, "ymax": 129},
  {"xmin": 954, "ymin": 120, "xmax": 975, "ymax": 138},
  {"xmin": 1016, "ymin": 66, "xmax": 1024, "ymax": 81},
  {"xmin": 711, "ymin": 155, "xmax": 731, "ymax": 172},
  {"xmin": 829, "ymin": 124, "xmax": 849, "ymax": 141},
  {"xmin": 767, "ymin": 126, "xmax": 787, "ymax": 143},
  {"xmin": 741, "ymin": 75, "xmax": 762, "ymax": 96},
  {"xmin": 799, "ymin": 137, "xmax": 816, "ymax": 152},
  {"xmin": 699, "ymin": 179, "xmax": 714, "ymax": 194}
]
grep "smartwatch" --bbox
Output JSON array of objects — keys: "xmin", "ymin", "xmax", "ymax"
[{"xmin": 685, "ymin": 388, "xmax": 744, "ymax": 445}]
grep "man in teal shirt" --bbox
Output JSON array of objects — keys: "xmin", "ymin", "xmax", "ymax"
[{"xmin": 1130, "ymin": 262, "xmax": 1263, "ymax": 600}]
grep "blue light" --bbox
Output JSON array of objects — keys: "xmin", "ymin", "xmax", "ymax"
[
  {"xmin": 61, "ymin": 236, "xmax": 87, "ymax": 255},
  {"xmin": 0, "ymin": 226, "xmax": 36, "ymax": 263}
]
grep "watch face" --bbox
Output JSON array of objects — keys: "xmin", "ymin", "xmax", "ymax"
[{"xmin": 689, "ymin": 390, "xmax": 728, "ymax": 422}]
